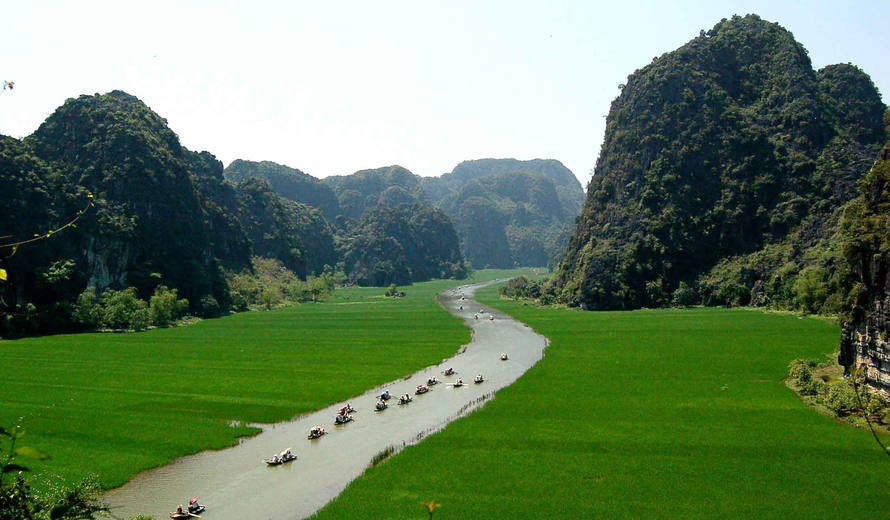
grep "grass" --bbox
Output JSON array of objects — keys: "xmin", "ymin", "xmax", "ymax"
[
  {"xmin": 0, "ymin": 269, "xmax": 532, "ymax": 490},
  {"xmin": 310, "ymin": 286, "xmax": 890, "ymax": 520}
]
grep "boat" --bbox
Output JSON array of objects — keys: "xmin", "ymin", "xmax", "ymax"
[
  {"xmin": 453, "ymin": 379, "xmax": 465, "ymax": 387},
  {"xmin": 307, "ymin": 427, "xmax": 326, "ymax": 440},
  {"xmin": 415, "ymin": 385, "xmax": 429, "ymax": 395},
  {"xmin": 379, "ymin": 391, "xmax": 392, "ymax": 401},
  {"xmin": 265, "ymin": 448, "xmax": 296, "ymax": 465},
  {"xmin": 170, "ymin": 499, "xmax": 205, "ymax": 518},
  {"xmin": 374, "ymin": 401, "xmax": 388, "ymax": 411},
  {"xmin": 427, "ymin": 377, "xmax": 440, "ymax": 385},
  {"xmin": 443, "ymin": 368, "xmax": 456, "ymax": 376},
  {"xmin": 500, "ymin": 353, "xmax": 508, "ymax": 361},
  {"xmin": 474, "ymin": 375, "xmax": 485, "ymax": 384},
  {"xmin": 398, "ymin": 396, "xmax": 413, "ymax": 405},
  {"xmin": 334, "ymin": 414, "xmax": 353, "ymax": 425}
]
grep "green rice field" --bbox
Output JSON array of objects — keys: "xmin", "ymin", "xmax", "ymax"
[
  {"xmin": 0, "ymin": 270, "xmax": 527, "ymax": 490},
  {"xmin": 311, "ymin": 285, "xmax": 890, "ymax": 519}
]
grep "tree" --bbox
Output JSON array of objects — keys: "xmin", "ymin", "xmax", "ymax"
[
  {"xmin": 793, "ymin": 266, "xmax": 828, "ymax": 314},
  {"xmin": 100, "ymin": 288, "xmax": 148, "ymax": 330},
  {"xmin": 148, "ymin": 285, "xmax": 189, "ymax": 327}
]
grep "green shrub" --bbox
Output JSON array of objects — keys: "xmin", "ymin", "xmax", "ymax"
[
  {"xmin": 788, "ymin": 359, "xmax": 814, "ymax": 387},
  {"xmin": 671, "ymin": 281, "xmax": 698, "ymax": 307},
  {"xmin": 72, "ymin": 286, "xmax": 101, "ymax": 328},
  {"xmin": 148, "ymin": 285, "xmax": 189, "ymax": 327},
  {"xmin": 822, "ymin": 380, "xmax": 858, "ymax": 416},
  {"xmin": 100, "ymin": 288, "xmax": 149, "ymax": 331}
]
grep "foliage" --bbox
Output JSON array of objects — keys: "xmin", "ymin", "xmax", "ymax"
[
  {"xmin": 148, "ymin": 285, "xmax": 189, "ymax": 327},
  {"xmin": 234, "ymin": 178, "xmax": 338, "ymax": 278},
  {"xmin": 227, "ymin": 256, "xmax": 343, "ymax": 309},
  {"xmin": 100, "ymin": 287, "xmax": 149, "ymax": 331},
  {"xmin": 499, "ymin": 276, "xmax": 544, "ymax": 300},
  {"xmin": 224, "ymin": 159, "xmax": 341, "ymax": 220},
  {"xmin": 324, "ymin": 165, "xmax": 427, "ymax": 221},
  {"xmin": 340, "ymin": 203, "xmax": 469, "ymax": 286},
  {"xmin": 550, "ymin": 15, "xmax": 886, "ymax": 311},
  {"xmin": 422, "ymin": 159, "xmax": 583, "ymax": 268}
]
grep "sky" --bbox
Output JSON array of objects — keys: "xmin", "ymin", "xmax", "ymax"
[{"xmin": 2, "ymin": 1, "xmax": 888, "ymax": 187}]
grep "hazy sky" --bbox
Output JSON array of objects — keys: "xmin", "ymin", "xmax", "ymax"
[{"xmin": 2, "ymin": 1, "xmax": 888, "ymax": 187}]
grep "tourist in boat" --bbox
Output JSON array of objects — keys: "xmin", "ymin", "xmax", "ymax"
[
  {"xmin": 176, "ymin": 505, "xmax": 184, "ymax": 515},
  {"xmin": 187, "ymin": 497, "xmax": 202, "ymax": 514}
]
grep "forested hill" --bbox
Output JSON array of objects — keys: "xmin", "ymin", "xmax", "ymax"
[
  {"xmin": 422, "ymin": 159, "xmax": 584, "ymax": 268},
  {"xmin": 431, "ymin": 158, "xmax": 584, "ymax": 215},
  {"xmin": 223, "ymin": 159, "xmax": 341, "ymax": 220},
  {"xmin": 549, "ymin": 14, "xmax": 887, "ymax": 310},
  {"xmin": 0, "ymin": 91, "xmax": 468, "ymax": 336},
  {"xmin": 323, "ymin": 165, "xmax": 427, "ymax": 221}
]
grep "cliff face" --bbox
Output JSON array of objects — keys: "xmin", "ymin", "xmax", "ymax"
[
  {"xmin": 549, "ymin": 15, "xmax": 886, "ymax": 310},
  {"xmin": 839, "ymin": 143, "xmax": 890, "ymax": 392}
]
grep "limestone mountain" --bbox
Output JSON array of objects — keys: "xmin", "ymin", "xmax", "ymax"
[
  {"xmin": 323, "ymin": 165, "xmax": 427, "ymax": 221},
  {"xmin": 25, "ymin": 91, "xmax": 234, "ymax": 313},
  {"xmin": 339, "ymin": 203, "xmax": 468, "ymax": 286},
  {"xmin": 223, "ymin": 159, "xmax": 341, "ymax": 220},
  {"xmin": 422, "ymin": 158, "xmax": 584, "ymax": 268},
  {"xmin": 549, "ymin": 15, "xmax": 886, "ymax": 310}
]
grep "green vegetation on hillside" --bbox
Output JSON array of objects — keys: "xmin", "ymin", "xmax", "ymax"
[
  {"xmin": 224, "ymin": 159, "xmax": 341, "ymax": 220},
  {"xmin": 324, "ymin": 165, "xmax": 427, "ymax": 221},
  {"xmin": 313, "ymin": 287, "xmax": 890, "ymax": 519},
  {"xmin": 340, "ymin": 203, "xmax": 469, "ymax": 286},
  {"xmin": 423, "ymin": 159, "xmax": 584, "ymax": 268},
  {"xmin": 550, "ymin": 15, "xmax": 886, "ymax": 311}
]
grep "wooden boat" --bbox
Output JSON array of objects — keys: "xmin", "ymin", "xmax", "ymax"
[
  {"xmin": 500, "ymin": 353, "xmax": 508, "ymax": 361},
  {"xmin": 415, "ymin": 385, "xmax": 429, "ymax": 395},
  {"xmin": 474, "ymin": 376, "xmax": 485, "ymax": 384},
  {"xmin": 170, "ymin": 504, "xmax": 204, "ymax": 518},
  {"xmin": 264, "ymin": 450, "xmax": 296, "ymax": 465},
  {"xmin": 427, "ymin": 377, "xmax": 440, "ymax": 385},
  {"xmin": 398, "ymin": 396, "xmax": 413, "ymax": 405},
  {"xmin": 374, "ymin": 401, "xmax": 388, "ymax": 411},
  {"xmin": 334, "ymin": 414, "xmax": 353, "ymax": 425},
  {"xmin": 307, "ymin": 428, "xmax": 326, "ymax": 440}
]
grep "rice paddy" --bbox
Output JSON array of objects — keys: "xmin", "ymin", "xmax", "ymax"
[
  {"xmin": 310, "ymin": 286, "xmax": 890, "ymax": 519},
  {"xmin": 0, "ymin": 271, "xmax": 526, "ymax": 490}
]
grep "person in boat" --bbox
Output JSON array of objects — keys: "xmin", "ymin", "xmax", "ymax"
[
  {"xmin": 474, "ymin": 313, "xmax": 478, "ymax": 320},
  {"xmin": 455, "ymin": 378, "xmax": 464, "ymax": 385},
  {"xmin": 176, "ymin": 505, "xmax": 184, "ymax": 514},
  {"xmin": 284, "ymin": 449, "xmax": 293, "ymax": 459},
  {"xmin": 501, "ymin": 353, "xmax": 508, "ymax": 360}
]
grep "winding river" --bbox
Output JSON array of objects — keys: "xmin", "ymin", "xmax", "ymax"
[{"xmin": 104, "ymin": 280, "xmax": 548, "ymax": 520}]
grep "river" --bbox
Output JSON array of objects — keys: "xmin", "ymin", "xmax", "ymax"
[{"xmin": 104, "ymin": 280, "xmax": 548, "ymax": 519}]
